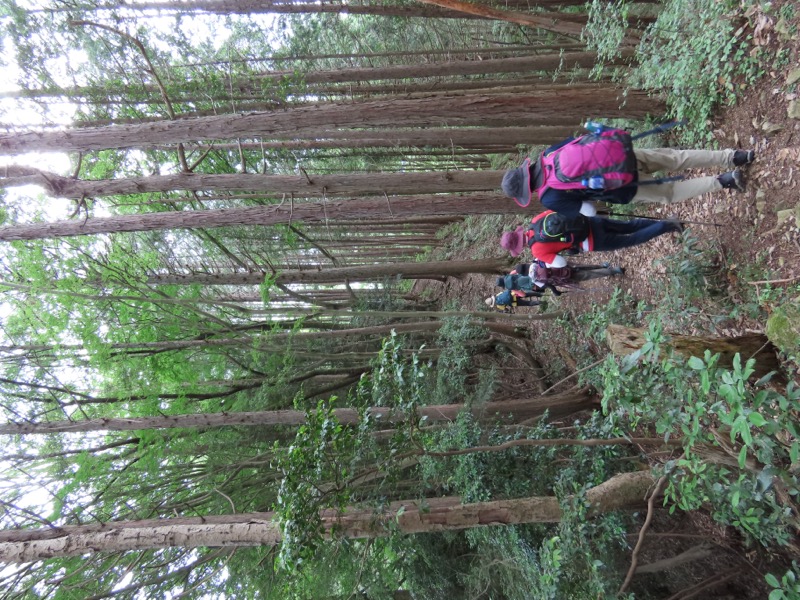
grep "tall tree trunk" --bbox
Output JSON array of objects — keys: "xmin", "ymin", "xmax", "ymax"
[
  {"xmin": 413, "ymin": 0, "xmax": 587, "ymax": 36},
  {"xmin": 150, "ymin": 258, "xmax": 512, "ymax": 286},
  {"xmin": 2, "ymin": 166, "xmax": 502, "ymax": 200},
  {"xmin": 154, "ymin": 125, "xmax": 578, "ymax": 151},
  {"xmin": 252, "ymin": 52, "xmax": 619, "ymax": 86},
  {"xmin": 63, "ymin": 0, "xmax": 489, "ymax": 19},
  {"xmin": 0, "ymin": 387, "xmax": 597, "ymax": 434},
  {"xmin": 0, "ymin": 192, "xmax": 537, "ymax": 241},
  {"xmin": 0, "ymin": 89, "xmax": 664, "ymax": 154},
  {"xmin": 0, "ymin": 470, "xmax": 654, "ymax": 562},
  {"xmin": 1, "ymin": 312, "xmax": 561, "ymax": 355}
]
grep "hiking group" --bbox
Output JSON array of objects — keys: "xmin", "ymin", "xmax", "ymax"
[{"xmin": 486, "ymin": 121, "xmax": 756, "ymax": 311}]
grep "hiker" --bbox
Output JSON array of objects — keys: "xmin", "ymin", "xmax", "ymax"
[
  {"xmin": 501, "ymin": 122, "xmax": 756, "ymax": 217},
  {"xmin": 513, "ymin": 261, "xmax": 624, "ymax": 295},
  {"xmin": 485, "ymin": 271, "xmax": 546, "ymax": 312},
  {"xmin": 500, "ymin": 210, "xmax": 683, "ymax": 267},
  {"xmin": 484, "ymin": 287, "xmax": 544, "ymax": 313}
]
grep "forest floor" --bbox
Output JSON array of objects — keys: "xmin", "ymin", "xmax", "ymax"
[{"xmin": 416, "ymin": 6, "xmax": 800, "ymax": 598}]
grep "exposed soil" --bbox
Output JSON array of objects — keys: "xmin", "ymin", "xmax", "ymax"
[{"xmin": 416, "ymin": 4, "xmax": 800, "ymax": 597}]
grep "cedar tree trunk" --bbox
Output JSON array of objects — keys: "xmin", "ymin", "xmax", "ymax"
[
  {"xmin": 0, "ymin": 387, "xmax": 598, "ymax": 435},
  {"xmin": 0, "ymin": 470, "xmax": 653, "ymax": 562}
]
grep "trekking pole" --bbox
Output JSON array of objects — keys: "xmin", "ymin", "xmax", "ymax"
[
  {"xmin": 597, "ymin": 210, "xmax": 722, "ymax": 227},
  {"xmin": 559, "ymin": 286, "xmax": 617, "ymax": 294},
  {"xmin": 630, "ymin": 119, "xmax": 688, "ymax": 140}
]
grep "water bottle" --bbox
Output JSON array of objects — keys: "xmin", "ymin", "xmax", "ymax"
[
  {"xmin": 581, "ymin": 175, "xmax": 606, "ymax": 190},
  {"xmin": 584, "ymin": 121, "xmax": 608, "ymax": 134}
]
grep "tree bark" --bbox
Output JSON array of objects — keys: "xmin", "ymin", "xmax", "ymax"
[
  {"xmin": 605, "ymin": 324, "xmax": 780, "ymax": 378},
  {"xmin": 253, "ymin": 52, "xmax": 617, "ymax": 85},
  {"xmin": 150, "ymin": 258, "xmax": 512, "ymax": 286},
  {"xmin": 155, "ymin": 125, "xmax": 579, "ymax": 151},
  {"xmin": 0, "ymin": 193, "xmax": 538, "ymax": 241},
  {"xmin": 413, "ymin": 0, "xmax": 585, "ymax": 36},
  {"xmin": 0, "ymin": 470, "xmax": 653, "ymax": 562},
  {"xmin": 0, "ymin": 387, "xmax": 597, "ymax": 435},
  {"xmin": 0, "ymin": 89, "xmax": 664, "ymax": 155},
  {"xmin": 2, "ymin": 166, "xmax": 503, "ymax": 200}
]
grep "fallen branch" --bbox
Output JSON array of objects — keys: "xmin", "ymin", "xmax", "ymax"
[
  {"xmin": 618, "ymin": 473, "xmax": 671, "ymax": 594},
  {"xmin": 540, "ymin": 357, "xmax": 604, "ymax": 395},
  {"xmin": 747, "ymin": 276, "xmax": 800, "ymax": 285},
  {"xmin": 664, "ymin": 567, "xmax": 739, "ymax": 600},
  {"xmin": 635, "ymin": 542, "xmax": 713, "ymax": 574}
]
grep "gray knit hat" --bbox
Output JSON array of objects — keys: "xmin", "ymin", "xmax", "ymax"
[{"xmin": 501, "ymin": 157, "xmax": 532, "ymax": 207}]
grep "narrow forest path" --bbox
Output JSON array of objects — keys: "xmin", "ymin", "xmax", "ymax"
[{"xmin": 418, "ymin": 11, "xmax": 800, "ymax": 397}]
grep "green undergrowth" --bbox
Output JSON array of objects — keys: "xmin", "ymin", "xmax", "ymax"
[
  {"xmin": 270, "ymin": 332, "xmax": 645, "ymax": 599},
  {"xmin": 586, "ymin": 0, "xmax": 770, "ymax": 145},
  {"xmin": 436, "ymin": 214, "xmax": 507, "ymax": 259}
]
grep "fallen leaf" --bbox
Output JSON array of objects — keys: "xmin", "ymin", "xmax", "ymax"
[
  {"xmin": 762, "ymin": 122, "xmax": 784, "ymax": 134},
  {"xmin": 776, "ymin": 147, "xmax": 800, "ymax": 161},
  {"xmin": 753, "ymin": 15, "xmax": 774, "ymax": 45}
]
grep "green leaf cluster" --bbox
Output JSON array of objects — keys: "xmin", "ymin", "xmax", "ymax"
[{"xmin": 600, "ymin": 321, "xmax": 800, "ymax": 548}]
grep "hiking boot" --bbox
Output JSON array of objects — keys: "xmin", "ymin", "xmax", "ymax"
[
  {"xmin": 718, "ymin": 169, "xmax": 746, "ymax": 192},
  {"xmin": 610, "ymin": 266, "xmax": 625, "ymax": 276},
  {"xmin": 665, "ymin": 217, "xmax": 685, "ymax": 233},
  {"xmin": 732, "ymin": 149, "xmax": 756, "ymax": 167}
]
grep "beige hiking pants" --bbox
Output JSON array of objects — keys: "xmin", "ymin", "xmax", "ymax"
[{"xmin": 632, "ymin": 148, "xmax": 735, "ymax": 204}]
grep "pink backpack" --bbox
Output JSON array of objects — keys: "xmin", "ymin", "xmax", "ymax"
[{"xmin": 534, "ymin": 128, "xmax": 637, "ymax": 200}]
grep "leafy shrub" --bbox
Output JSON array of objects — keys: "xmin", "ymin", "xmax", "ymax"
[
  {"xmin": 575, "ymin": 287, "xmax": 640, "ymax": 343},
  {"xmin": 631, "ymin": 0, "xmax": 762, "ymax": 144},
  {"xmin": 583, "ymin": 0, "xmax": 632, "ymax": 67},
  {"xmin": 766, "ymin": 562, "xmax": 800, "ymax": 600},
  {"xmin": 585, "ymin": 0, "xmax": 763, "ymax": 144},
  {"xmin": 433, "ymin": 316, "xmax": 492, "ymax": 405},
  {"xmin": 600, "ymin": 321, "xmax": 800, "ymax": 548}
]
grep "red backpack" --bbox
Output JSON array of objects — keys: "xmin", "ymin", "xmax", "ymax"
[{"xmin": 534, "ymin": 128, "xmax": 638, "ymax": 200}]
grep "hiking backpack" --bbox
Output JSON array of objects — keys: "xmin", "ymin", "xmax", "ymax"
[
  {"xmin": 531, "ymin": 121, "xmax": 686, "ymax": 200},
  {"xmin": 533, "ymin": 262, "xmax": 573, "ymax": 286},
  {"xmin": 502, "ymin": 273, "xmax": 535, "ymax": 291},
  {"xmin": 527, "ymin": 212, "xmax": 590, "ymax": 247},
  {"xmin": 534, "ymin": 127, "xmax": 637, "ymax": 200}
]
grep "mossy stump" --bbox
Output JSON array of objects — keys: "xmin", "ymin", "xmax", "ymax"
[
  {"xmin": 765, "ymin": 298, "xmax": 800, "ymax": 358},
  {"xmin": 605, "ymin": 324, "xmax": 780, "ymax": 378}
]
